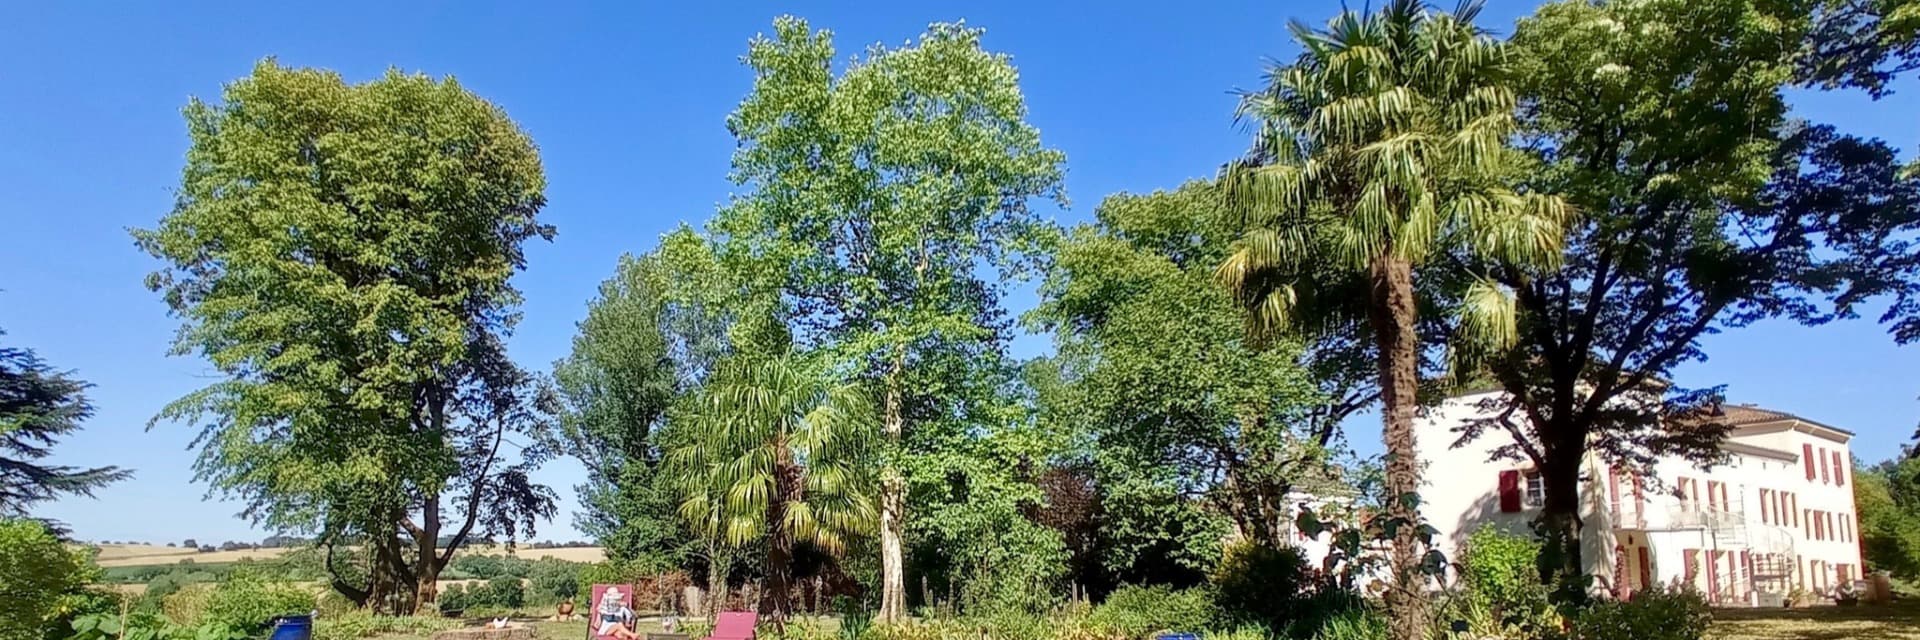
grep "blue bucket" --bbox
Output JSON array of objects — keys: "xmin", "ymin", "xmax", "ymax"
[{"xmin": 270, "ymin": 615, "xmax": 313, "ymax": 640}]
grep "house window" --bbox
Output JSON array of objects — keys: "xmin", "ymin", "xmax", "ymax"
[{"xmin": 1525, "ymin": 472, "xmax": 1546, "ymax": 508}]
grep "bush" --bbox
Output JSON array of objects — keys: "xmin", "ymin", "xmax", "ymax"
[
  {"xmin": 1211, "ymin": 542, "xmax": 1306, "ymax": 625},
  {"xmin": 0, "ymin": 519, "xmax": 101, "ymax": 640},
  {"xmin": 1569, "ymin": 586, "xmax": 1711, "ymax": 640},
  {"xmin": 1457, "ymin": 528, "xmax": 1554, "ymax": 631},
  {"xmin": 437, "ymin": 583, "xmax": 472, "ymax": 616},
  {"xmin": 467, "ymin": 576, "xmax": 525, "ymax": 609},
  {"xmin": 199, "ymin": 573, "xmax": 314, "ymax": 631},
  {"xmin": 528, "ymin": 559, "xmax": 582, "ymax": 604},
  {"xmin": 1087, "ymin": 585, "xmax": 1217, "ymax": 638}
]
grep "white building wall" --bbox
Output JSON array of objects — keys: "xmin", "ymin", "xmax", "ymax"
[{"xmin": 1405, "ymin": 392, "xmax": 1863, "ymax": 606}]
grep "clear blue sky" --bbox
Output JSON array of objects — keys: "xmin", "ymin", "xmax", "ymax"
[{"xmin": 2, "ymin": 1, "xmax": 1914, "ymax": 544}]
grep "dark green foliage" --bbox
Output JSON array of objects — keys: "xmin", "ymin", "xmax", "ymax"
[
  {"xmin": 552, "ymin": 229, "xmax": 726, "ymax": 567},
  {"xmin": 1209, "ymin": 542, "xmax": 1367, "ymax": 637},
  {"xmin": 1569, "ymin": 586, "xmax": 1712, "ymax": 640},
  {"xmin": 1086, "ymin": 585, "xmax": 1217, "ymax": 638},
  {"xmin": 0, "ymin": 333, "xmax": 130, "ymax": 522},
  {"xmin": 528, "ymin": 559, "xmax": 581, "ymax": 603},
  {"xmin": 467, "ymin": 577, "xmax": 526, "ymax": 609},
  {"xmin": 436, "ymin": 584, "xmax": 470, "ymax": 616},
  {"xmin": 1210, "ymin": 543, "xmax": 1308, "ymax": 629}
]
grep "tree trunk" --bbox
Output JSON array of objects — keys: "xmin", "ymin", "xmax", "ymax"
[
  {"xmin": 1369, "ymin": 255, "xmax": 1429, "ymax": 640},
  {"xmin": 707, "ymin": 543, "xmax": 733, "ymax": 617},
  {"xmin": 1539, "ymin": 436, "xmax": 1588, "ymax": 605},
  {"xmin": 762, "ymin": 456, "xmax": 799, "ymax": 627},
  {"xmin": 414, "ymin": 496, "xmax": 443, "ymax": 615},
  {"xmin": 878, "ymin": 374, "xmax": 908, "ymax": 623}
]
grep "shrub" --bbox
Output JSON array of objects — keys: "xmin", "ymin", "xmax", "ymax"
[
  {"xmin": 0, "ymin": 518, "xmax": 100, "ymax": 640},
  {"xmin": 1569, "ymin": 586, "xmax": 1711, "ymax": 640},
  {"xmin": 1213, "ymin": 541, "xmax": 1320, "ymax": 626},
  {"xmin": 199, "ymin": 574, "xmax": 314, "ymax": 631},
  {"xmin": 1457, "ymin": 528, "xmax": 1554, "ymax": 631},
  {"xmin": 1087, "ymin": 585, "xmax": 1217, "ymax": 638},
  {"xmin": 437, "ymin": 583, "xmax": 471, "ymax": 615},
  {"xmin": 528, "ymin": 559, "xmax": 582, "ymax": 604},
  {"xmin": 468, "ymin": 576, "xmax": 525, "ymax": 609},
  {"xmin": 160, "ymin": 585, "xmax": 214, "ymax": 626}
]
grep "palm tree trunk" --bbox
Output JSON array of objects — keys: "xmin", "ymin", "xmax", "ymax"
[
  {"xmin": 762, "ymin": 458, "xmax": 799, "ymax": 627},
  {"xmin": 1369, "ymin": 254, "xmax": 1429, "ymax": 640},
  {"xmin": 878, "ymin": 373, "xmax": 908, "ymax": 624}
]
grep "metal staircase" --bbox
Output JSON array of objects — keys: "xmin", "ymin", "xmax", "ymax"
[{"xmin": 1664, "ymin": 503, "xmax": 1799, "ymax": 606}]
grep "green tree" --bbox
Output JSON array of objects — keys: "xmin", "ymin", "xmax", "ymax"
[
  {"xmin": 1220, "ymin": 2, "xmax": 1567, "ymax": 636},
  {"xmin": 0, "ymin": 518, "xmax": 100, "ymax": 640},
  {"xmin": 552, "ymin": 227, "xmax": 733, "ymax": 567},
  {"xmin": 135, "ymin": 61, "xmax": 556, "ymax": 614},
  {"xmin": 668, "ymin": 347, "xmax": 876, "ymax": 626},
  {"xmin": 1857, "ymin": 458, "xmax": 1920, "ymax": 578},
  {"xmin": 711, "ymin": 17, "xmax": 1066, "ymax": 621},
  {"xmin": 1031, "ymin": 183, "xmax": 1335, "ymax": 565},
  {"xmin": 1, "ymin": 332, "xmax": 129, "ymax": 525},
  {"xmin": 1454, "ymin": 0, "xmax": 1920, "ymax": 596}
]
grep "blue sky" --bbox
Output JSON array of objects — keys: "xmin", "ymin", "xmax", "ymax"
[{"xmin": 2, "ymin": 1, "xmax": 1914, "ymax": 544}]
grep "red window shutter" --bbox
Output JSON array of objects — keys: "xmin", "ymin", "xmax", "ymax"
[
  {"xmin": 1707, "ymin": 551, "xmax": 1722, "ymax": 600},
  {"xmin": 1638, "ymin": 547, "xmax": 1652, "ymax": 589},
  {"xmin": 1608, "ymin": 466, "xmax": 1621, "ymax": 506},
  {"xmin": 1498, "ymin": 470, "xmax": 1521, "ymax": 512},
  {"xmin": 1760, "ymin": 490, "xmax": 1771, "ymax": 524},
  {"xmin": 1820, "ymin": 448, "xmax": 1831, "ymax": 483},
  {"xmin": 1834, "ymin": 451, "xmax": 1846, "ymax": 486},
  {"xmin": 1708, "ymin": 481, "xmax": 1721, "ymax": 509},
  {"xmin": 1804, "ymin": 444, "xmax": 1817, "ymax": 480}
]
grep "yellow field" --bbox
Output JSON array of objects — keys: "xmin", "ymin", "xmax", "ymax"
[{"xmin": 91, "ymin": 543, "xmax": 604, "ymax": 568}]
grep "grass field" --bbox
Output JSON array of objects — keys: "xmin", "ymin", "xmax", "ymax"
[
  {"xmin": 90, "ymin": 544, "xmax": 606, "ymax": 568},
  {"xmin": 1708, "ymin": 601, "xmax": 1920, "ymax": 640}
]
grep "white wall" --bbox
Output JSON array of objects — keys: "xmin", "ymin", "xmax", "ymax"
[{"xmin": 1408, "ymin": 392, "xmax": 1863, "ymax": 601}]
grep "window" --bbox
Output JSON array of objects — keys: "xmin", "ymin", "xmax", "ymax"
[
  {"xmin": 1834, "ymin": 451, "xmax": 1847, "ymax": 486},
  {"xmin": 1525, "ymin": 471, "xmax": 1545, "ymax": 508}
]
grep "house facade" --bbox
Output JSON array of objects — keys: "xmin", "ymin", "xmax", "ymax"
[{"xmin": 1414, "ymin": 392, "xmax": 1863, "ymax": 606}]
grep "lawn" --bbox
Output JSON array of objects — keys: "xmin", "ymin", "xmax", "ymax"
[{"xmin": 1709, "ymin": 601, "xmax": 1920, "ymax": 640}]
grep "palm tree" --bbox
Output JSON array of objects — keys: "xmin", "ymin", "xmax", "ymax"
[
  {"xmin": 1219, "ymin": 1, "xmax": 1567, "ymax": 637},
  {"xmin": 669, "ymin": 349, "xmax": 877, "ymax": 626}
]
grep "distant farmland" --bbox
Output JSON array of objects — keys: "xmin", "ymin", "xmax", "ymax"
[{"xmin": 91, "ymin": 543, "xmax": 606, "ymax": 568}]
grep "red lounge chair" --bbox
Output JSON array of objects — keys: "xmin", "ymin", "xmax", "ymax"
[{"xmin": 705, "ymin": 612, "xmax": 757, "ymax": 640}]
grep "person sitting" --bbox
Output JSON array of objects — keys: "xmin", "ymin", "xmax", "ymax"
[{"xmin": 595, "ymin": 588, "xmax": 640, "ymax": 640}]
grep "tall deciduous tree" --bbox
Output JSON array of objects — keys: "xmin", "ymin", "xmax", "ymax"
[
  {"xmin": 1456, "ymin": 0, "xmax": 1920, "ymax": 596},
  {"xmin": 1220, "ymin": 2, "xmax": 1568, "ymax": 636},
  {"xmin": 712, "ymin": 18, "xmax": 1065, "ymax": 621},
  {"xmin": 669, "ymin": 346, "xmax": 876, "ymax": 626},
  {"xmin": 1032, "ymin": 183, "xmax": 1337, "ymax": 557},
  {"xmin": 1856, "ymin": 457, "xmax": 1920, "ymax": 579},
  {"xmin": 552, "ymin": 227, "xmax": 733, "ymax": 567},
  {"xmin": 0, "ymin": 332, "xmax": 129, "ymax": 525},
  {"xmin": 136, "ymin": 61, "xmax": 556, "ymax": 614}
]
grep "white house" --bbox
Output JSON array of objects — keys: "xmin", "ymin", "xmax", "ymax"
[{"xmin": 1412, "ymin": 392, "xmax": 1863, "ymax": 606}]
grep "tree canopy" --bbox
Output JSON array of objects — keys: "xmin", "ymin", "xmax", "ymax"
[{"xmin": 136, "ymin": 60, "xmax": 557, "ymax": 613}]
